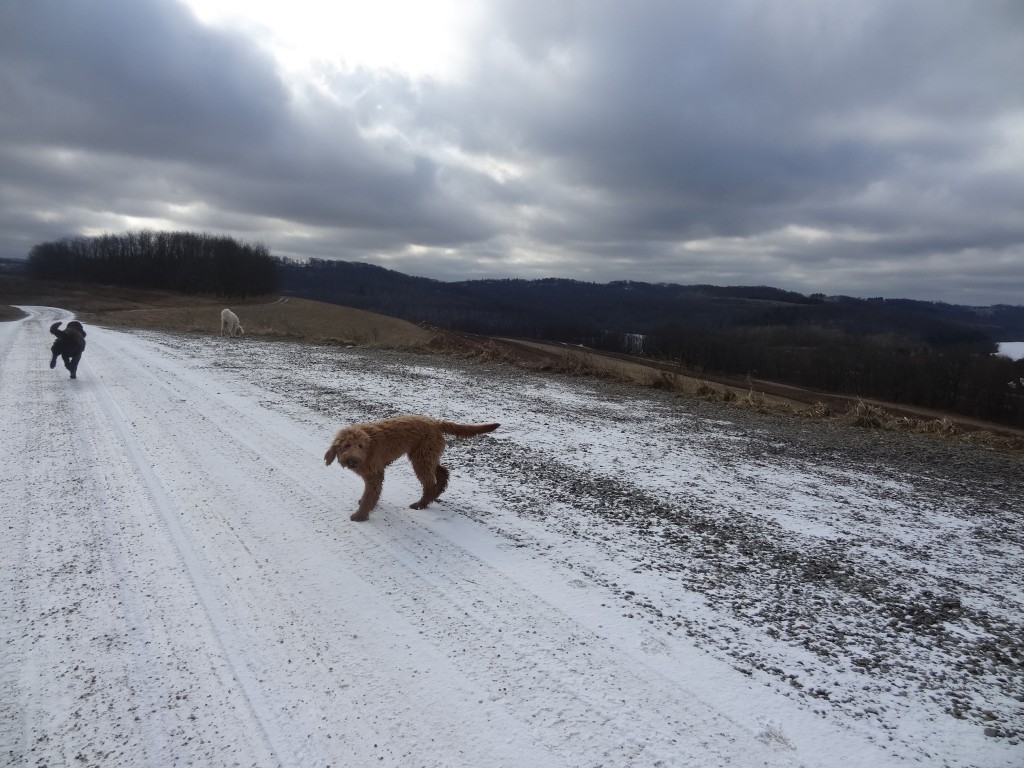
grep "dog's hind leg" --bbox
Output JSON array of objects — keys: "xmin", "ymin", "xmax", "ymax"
[
  {"xmin": 409, "ymin": 457, "xmax": 448, "ymax": 510},
  {"xmin": 352, "ymin": 471, "xmax": 384, "ymax": 521},
  {"xmin": 429, "ymin": 465, "xmax": 450, "ymax": 504},
  {"xmin": 62, "ymin": 353, "xmax": 79, "ymax": 377}
]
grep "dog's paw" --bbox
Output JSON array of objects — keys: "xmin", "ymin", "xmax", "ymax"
[{"xmin": 350, "ymin": 511, "xmax": 369, "ymax": 522}]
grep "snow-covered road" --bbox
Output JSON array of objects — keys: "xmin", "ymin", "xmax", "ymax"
[{"xmin": 1, "ymin": 308, "xmax": 1020, "ymax": 768}]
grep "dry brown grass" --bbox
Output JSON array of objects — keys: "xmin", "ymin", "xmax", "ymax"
[
  {"xmin": 648, "ymin": 369, "xmax": 681, "ymax": 391},
  {"xmin": 86, "ymin": 296, "xmax": 436, "ymax": 349},
  {"xmin": 662, "ymin": 382, "xmax": 1024, "ymax": 451},
  {"xmin": 0, "ymin": 275, "xmax": 195, "ymax": 314},
  {"xmin": 816, "ymin": 398, "xmax": 1024, "ymax": 450},
  {"xmin": 433, "ymin": 335, "xmax": 617, "ymax": 378},
  {"xmin": 803, "ymin": 401, "xmax": 835, "ymax": 419},
  {"xmin": 430, "ymin": 337, "xmax": 524, "ymax": 366},
  {"xmin": 839, "ymin": 399, "xmax": 890, "ymax": 429},
  {"xmin": 642, "ymin": 370, "xmax": 1023, "ymax": 451},
  {"xmin": 837, "ymin": 399, "xmax": 965, "ymax": 437},
  {"xmin": 535, "ymin": 351, "xmax": 617, "ymax": 378}
]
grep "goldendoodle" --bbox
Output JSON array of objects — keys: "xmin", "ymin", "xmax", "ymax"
[{"xmin": 324, "ymin": 416, "xmax": 500, "ymax": 521}]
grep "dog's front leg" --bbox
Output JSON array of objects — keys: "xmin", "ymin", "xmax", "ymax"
[{"xmin": 352, "ymin": 472, "xmax": 384, "ymax": 521}]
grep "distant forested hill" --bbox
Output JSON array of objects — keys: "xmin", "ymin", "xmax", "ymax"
[{"xmin": 277, "ymin": 257, "xmax": 1024, "ymax": 343}]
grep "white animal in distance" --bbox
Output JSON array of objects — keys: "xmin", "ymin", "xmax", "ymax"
[{"xmin": 220, "ymin": 308, "xmax": 244, "ymax": 337}]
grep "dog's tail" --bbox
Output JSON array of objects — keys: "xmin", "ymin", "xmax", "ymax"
[{"xmin": 440, "ymin": 421, "xmax": 500, "ymax": 439}]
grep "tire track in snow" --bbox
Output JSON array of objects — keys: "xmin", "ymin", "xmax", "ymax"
[
  {"xmin": 0, "ymin": 310, "xmax": 55, "ymax": 763},
  {"xmin": 82, "ymin": 337, "xmax": 295, "ymax": 766},
  {"xmin": 1, "ymin": 307, "xmax": 173, "ymax": 764}
]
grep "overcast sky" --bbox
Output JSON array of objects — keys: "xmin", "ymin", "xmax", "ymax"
[{"xmin": 2, "ymin": 0, "xmax": 1023, "ymax": 305}]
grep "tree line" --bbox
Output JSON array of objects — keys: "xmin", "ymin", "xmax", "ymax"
[{"xmin": 27, "ymin": 230, "xmax": 279, "ymax": 297}]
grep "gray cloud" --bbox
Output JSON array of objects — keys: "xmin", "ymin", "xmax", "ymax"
[
  {"xmin": 1, "ymin": 0, "xmax": 1022, "ymax": 305},
  {"xmin": 1, "ymin": 0, "xmax": 288, "ymax": 159}
]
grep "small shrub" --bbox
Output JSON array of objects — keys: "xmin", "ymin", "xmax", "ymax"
[
  {"xmin": 650, "ymin": 369, "xmax": 682, "ymax": 391},
  {"xmin": 735, "ymin": 389, "xmax": 768, "ymax": 411},
  {"xmin": 917, "ymin": 418, "xmax": 960, "ymax": 437},
  {"xmin": 805, "ymin": 401, "xmax": 833, "ymax": 419},
  {"xmin": 691, "ymin": 380, "xmax": 721, "ymax": 400},
  {"xmin": 840, "ymin": 400, "xmax": 889, "ymax": 429}
]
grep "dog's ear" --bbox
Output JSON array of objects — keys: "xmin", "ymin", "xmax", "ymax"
[{"xmin": 324, "ymin": 444, "xmax": 337, "ymax": 466}]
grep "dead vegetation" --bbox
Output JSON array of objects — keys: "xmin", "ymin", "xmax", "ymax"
[
  {"xmin": 430, "ymin": 334, "xmax": 619, "ymax": 379},
  {"xmin": 682, "ymin": 379, "xmax": 1022, "ymax": 450}
]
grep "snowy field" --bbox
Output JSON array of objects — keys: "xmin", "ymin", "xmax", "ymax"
[{"xmin": 2, "ymin": 307, "xmax": 1021, "ymax": 768}]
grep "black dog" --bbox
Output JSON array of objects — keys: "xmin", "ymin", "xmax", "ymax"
[{"xmin": 50, "ymin": 321, "xmax": 87, "ymax": 379}]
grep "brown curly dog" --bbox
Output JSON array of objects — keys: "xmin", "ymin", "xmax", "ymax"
[{"xmin": 324, "ymin": 416, "xmax": 500, "ymax": 521}]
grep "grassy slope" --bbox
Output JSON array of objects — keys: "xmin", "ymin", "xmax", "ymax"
[{"xmin": 0, "ymin": 276, "xmax": 433, "ymax": 348}]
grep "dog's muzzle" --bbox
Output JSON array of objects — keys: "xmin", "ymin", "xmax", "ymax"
[{"xmin": 343, "ymin": 458, "xmax": 359, "ymax": 469}]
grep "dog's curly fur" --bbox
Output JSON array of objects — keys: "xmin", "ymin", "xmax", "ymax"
[
  {"xmin": 324, "ymin": 416, "xmax": 500, "ymax": 521},
  {"xmin": 49, "ymin": 321, "xmax": 87, "ymax": 379}
]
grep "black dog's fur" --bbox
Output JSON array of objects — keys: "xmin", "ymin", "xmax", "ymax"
[{"xmin": 50, "ymin": 321, "xmax": 87, "ymax": 379}]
